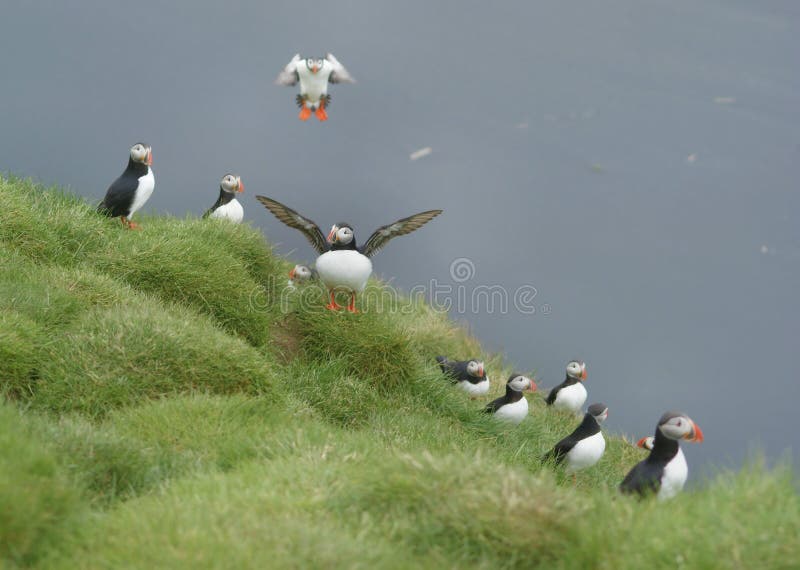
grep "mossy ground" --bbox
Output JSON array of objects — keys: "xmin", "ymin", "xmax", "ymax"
[{"xmin": 1, "ymin": 176, "xmax": 797, "ymax": 568}]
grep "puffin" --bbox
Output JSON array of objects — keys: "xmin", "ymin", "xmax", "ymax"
[
  {"xmin": 287, "ymin": 264, "xmax": 316, "ymax": 289},
  {"xmin": 275, "ymin": 53, "xmax": 355, "ymax": 121},
  {"xmin": 636, "ymin": 436, "xmax": 655, "ymax": 451},
  {"xmin": 545, "ymin": 360, "xmax": 588, "ymax": 413},
  {"xmin": 436, "ymin": 356, "xmax": 490, "ymax": 396},
  {"xmin": 484, "ymin": 373, "xmax": 536, "ymax": 424},
  {"xmin": 255, "ymin": 195, "xmax": 441, "ymax": 312},
  {"xmin": 203, "ymin": 174, "xmax": 244, "ymax": 223},
  {"xmin": 542, "ymin": 403, "xmax": 608, "ymax": 472},
  {"xmin": 620, "ymin": 411, "xmax": 704, "ymax": 500},
  {"xmin": 97, "ymin": 142, "xmax": 154, "ymax": 229}
]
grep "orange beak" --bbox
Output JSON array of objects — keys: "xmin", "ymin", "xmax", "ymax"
[
  {"xmin": 311, "ymin": 64, "xmax": 319, "ymax": 73},
  {"xmin": 146, "ymin": 148, "xmax": 153, "ymax": 166},
  {"xmin": 289, "ymin": 267, "xmax": 296, "ymax": 279},
  {"xmin": 580, "ymin": 365, "xmax": 588, "ymax": 381},
  {"xmin": 685, "ymin": 421, "xmax": 704, "ymax": 443},
  {"xmin": 236, "ymin": 177, "xmax": 244, "ymax": 193},
  {"xmin": 636, "ymin": 437, "xmax": 649, "ymax": 449},
  {"xmin": 478, "ymin": 363, "xmax": 485, "ymax": 378},
  {"xmin": 527, "ymin": 379, "xmax": 537, "ymax": 392},
  {"xmin": 327, "ymin": 227, "xmax": 337, "ymax": 243}
]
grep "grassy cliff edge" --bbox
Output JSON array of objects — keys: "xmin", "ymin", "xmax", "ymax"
[{"xmin": 1, "ymin": 176, "xmax": 797, "ymax": 569}]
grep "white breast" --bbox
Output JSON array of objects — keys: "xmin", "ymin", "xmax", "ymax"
[
  {"xmin": 209, "ymin": 198, "xmax": 243, "ymax": 223},
  {"xmin": 458, "ymin": 377, "xmax": 490, "ymax": 396},
  {"xmin": 315, "ymin": 250, "xmax": 373, "ymax": 292},
  {"xmin": 553, "ymin": 382, "xmax": 587, "ymax": 413},
  {"xmin": 128, "ymin": 168, "xmax": 154, "ymax": 218},
  {"xmin": 493, "ymin": 396, "xmax": 528, "ymax": 424},
  {"xmin": 297, "ymin": 66, "xmax": 332, "ymax": 105},
  {"xmin": 658, "ymin": 447, "xmax": 688, "ymax": 500},
  {"xmin": 565, "ymin": 431, "xmax": 606, "ymax": 472}
]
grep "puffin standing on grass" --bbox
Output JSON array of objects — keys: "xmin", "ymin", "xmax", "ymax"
[
  {"xmin": 203, "ymin": 174, "xmax": 244, "ymax": 223},
  {"xmin": 484, "ymin": 374, "xmax": 536, "ymax": 424},
  {"xmin": 620, "ymin": 411, "xmax": 704, "ymax": 500},
  {"xmin": 542, "ymin": 403, "xmax": 608, "ymax": 472},
  {"xmin": 276, "ymin": 53, "xmax": 355, "ymax": 121},
  {"xmin": 545, "ymin": 360, "xmax": 588, "ymax": 413},
  {"xmin": 255, "ymin": 195, "xmax": 441, "ymax": 312},
  {"xmin": 97, "ymin": 142, "xmax": 154, "ymax": 229},
  {"xmin": 436, "ymin": 357, "xmax": 490, "ymax": 397}
]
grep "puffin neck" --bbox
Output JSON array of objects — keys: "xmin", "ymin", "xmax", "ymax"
[
  {"xmin": 571, "ymin": 412, "xmax": 601, "ymax": 438},
  {"xmin": 649, "ymin": 429, "xmax": 680, "ymax": 462},
  {"xmin": 504, "ymin": 384, "xmax": 524, "ymax": 402},
  {"xmin": 562, "ymin": 373, "xmax": 580, "ymax": 386},
  {"xmin": 330, "ymin": 240, "xmax": 358, "ymax": 251},
  {"xmin": 126, "ymin": 158, "xmax": 149, "ymax": 177},
  {"xmin": 216, "ymin": 188, "xmax": 235, "ymax": 206}
]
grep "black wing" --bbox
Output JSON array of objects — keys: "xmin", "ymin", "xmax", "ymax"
[
  {"xmin": 255, "ymin": 196, "xmax": 329, "ymax": 255},
  {"xmin": 619, "ymin": 460, "xmax": 662, "ymax": 497},
  {"xmin": 545, "ymin": 381, "xmax": 564, "ymax": 406},
  {"xmin": 326, "ymin": 53, "xmax": 355, "ymax": 84},
  {"xmin": 202, "ymin": 195, "xmax": 224, "ymax": 219},
  {"xmin": 361, "ymin": 210, "xmax": 442, "ymax": 258},
  {"xmin": 542, "ymin": 435, "xmax": 578, "ymax": 465},
  {"xmin": 435, "ymin": 356, "xmax": 460, "ymax": 384},
  {"xmin": 484, "ymin": 396, "xmax": 505, "ymax": 414},
  {"xmin": 98, "ymin": 173, "xmax": 137, "ymax": 217}
]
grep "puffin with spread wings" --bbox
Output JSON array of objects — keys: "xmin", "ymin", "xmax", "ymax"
[
  {"xmin": 255, "ymin": 196, "xmax": 442, "ymax": 312},
  {"xmin": 275, "ymin": 53, "xmax": 355, "ymax": 121}
]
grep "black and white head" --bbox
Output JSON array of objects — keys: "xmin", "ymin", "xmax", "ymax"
[
  {"xmin": 636, "ymin": 436, "xmax": 655, "ymax": 451},
  {"xmin": 289, "ymin": 264, "xmax": 313, "ymax": 282},
  {"xmin": 566, "ymin": 360, "xmax": 587, "ymax": 381},
  {"xmin": 327, "ymin": 223, "xmax": 355, "ymax": 246},
  {"xmin": 507, "ymin": 373, "xmax": 536, "ymax": 392},
  {"xmin": 220, "ymin": 173, "xmax": 244, "ymax": 195},
  {"xmin": 656, "ymin": 411, "xmax": 704, "ymax": 443},
  {"xmin": 130, "ymin": 142, "xmax": 152, "ymax": 166},
  {"xmin": 305, "ymin": 57, "xmax": 325, "ymax": 74},
  {"xmin": 465, "ymin": 360, "xmax": 485, "ymax": 379},
  {"xmin": 587, "ymin": 403, "xmax": 608, "ymax": 424}
]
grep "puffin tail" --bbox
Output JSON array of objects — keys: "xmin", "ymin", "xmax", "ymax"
[
  {"xmin": 435, "ymin": 356, "xmax": 448, "ymax": 372},
  {"xmin": 96, "ymin": 201, "xmax": 110, "ymax": 216}
]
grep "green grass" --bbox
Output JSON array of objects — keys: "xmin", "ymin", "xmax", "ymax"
[{"xmin": 0, "ymin": 175, "xmax": 797, "ymax": 569}]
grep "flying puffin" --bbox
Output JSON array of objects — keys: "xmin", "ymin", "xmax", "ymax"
[
  {"xmin": 620, "ymin": 411, "xmax": 704, "ymax": 500},
  {"xmin": 636, "ymin": 436, "xmax": 655, "ymax": 451},
  {"xmin": 203, "ymin": 174, "xmax": 244, "ymax": 223},
  {"xmin": 275, "ymin": 53, "xmax": 355, "ymax": 121},
  {"xmin": 484, "ymin": 374, "xmax": 536, "ymax": 424},
  {"xmin": 287, "ymin": 264, "xmax": 316, "ymax": 289},
  {"xmin": 97, "ymin": 142, "xmax": 154, "ymax": 229},
  {"xmin": 542, "ymin": 403, "xmax": 608, "ymax": 472},
  {"xmin": 545, "ymin": 360, "xmax": 588, "ymax": 414},
  {"xmin": 255, "ymin": 195, "xmax": 441, "ymax": 312},
  {"xmin": 436, "ymin": 356, "xmax": 490, "ymax": 397}
]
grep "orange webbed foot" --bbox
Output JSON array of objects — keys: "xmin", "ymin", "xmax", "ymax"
[
  {"xmin": 326, "ymin": 291, "xmax": 342, "ymax": 311},
  {"xmin": 299, "ymin": 106, "xmax": 312, "ymax": 121},
  {"xmin": 127, "ymin": 221, "xmax": 142, "ymax": 230},
  {"xmin": 315, "ymin": 107, "xmax": 328, "ymax": 121}
]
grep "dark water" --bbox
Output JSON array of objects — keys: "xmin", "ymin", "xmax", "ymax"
[{"xmin": 2, "ymin": 0, "xmax": 798, "ymax": 473}]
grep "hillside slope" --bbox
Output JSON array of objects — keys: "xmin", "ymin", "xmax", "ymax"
[{"xmin": 0, "ymin": 176, "xmax": 797, "ymax": 569}]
